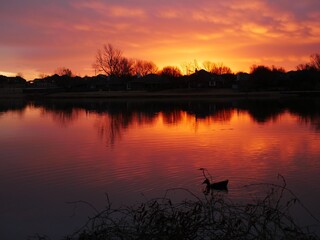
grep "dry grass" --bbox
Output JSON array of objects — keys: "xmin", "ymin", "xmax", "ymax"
[{"xmin": 46, "ymin": 175, "xmax": 319, "ymax": 240}]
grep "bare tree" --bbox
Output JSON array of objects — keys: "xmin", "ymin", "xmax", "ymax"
[
  {"xmin": 202, "ymin": 61, "xmax": 232, "ymax": 75},
  {"xmin": 160, "ymin": 66, "xmax": 182, "ymax": 77},
  {"xmin": 93, "ymin": 44, "xmax": 121, "ymax": 76},
  {"xmin": 250, "ymin": 65, "xmax": 271, "ymax": 74},
  {"xmin": 296, "ymin": 53, "xmax": 320, "ymax": 71},
  {"xmin": 310, "ymin": 53, "xmax": 320, "ymax": 70},
  {"xmin": 55, "ymin": 67, "xmax": 73, "ymax": 77},
  {"xmin": 271, "ymin": 65, "xmax": 286, "ymax": 73},
  {"xmin": 93, "ymin": 43, "xmax": 134, "ymax": 77},
  {"xmin": 297, "ymin": 64, "xmax": 309, "ymax": 71},
  {"xmin": 202, "ymin": 61, "xmax": 215, "ymax": 72},
  {"xmin": 181, "ymin": 60, "xmax": 200, "ymax": 75},
  {"xmin": 132, "ymin": 59, "xmax": 158, "ymax": 76},
  {"xmin": 119, "ymin": 57, "xmax": 134, "ymax": 77}
]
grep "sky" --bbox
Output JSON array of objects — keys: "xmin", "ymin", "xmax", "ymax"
[{"xmin": 0, "ymin": 0, "xmax": 319, "ymax": 80}]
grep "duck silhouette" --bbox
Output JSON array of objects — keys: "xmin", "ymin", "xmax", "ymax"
[{"xmin": 202, "ymin": 178, "xmax": 228, "ymax": 192}]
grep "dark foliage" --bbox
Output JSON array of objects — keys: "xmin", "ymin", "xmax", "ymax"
[{"xmin": 37, "ymin": 176, "xmax": 319, "ymax": 240}]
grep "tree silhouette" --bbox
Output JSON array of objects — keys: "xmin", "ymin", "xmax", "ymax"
[
  {"xmin": 160, "ymin": 66, "xmax": 182, "ymax": 78},
  {"xmin": 118, "ymin": 57, "xmax": 134, "ymax": 77},
  {"xmin": 202, "ymin": 61, "xmax": 214, "ymax": 72},
  {"xmin": 132, "ymin": 59, "xmax": 158, "ymax": 76},
  {"xmin": 181, "ymin": 60, "xmax": 200, "ymax": 75},
  {"xmin": 55, "ymin": 67, "xmax": 73, "ymax": 77},
  {"xmin": 271, "ymin": 65, "xmax": 286, "ymax": 73},
  {"xmin": 310, "ymin": 53, "xmax": 320, "ymax": 70},
  {"xmin": 249, "ymin": 65, "xmax": 286, "ymax": 90},
  {"xmin": 296, "ymin": 53, "xmax": 320, "ymax": 71},
  {"xmin": 93, "ymin": 43, "xmax": 134, "ymax": 77},
  {"xmin": 202, "ymin": 61, "xmax": 232, "ymax": 75}
]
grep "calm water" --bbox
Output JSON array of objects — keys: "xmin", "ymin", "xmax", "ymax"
[{"xmin": 1, "ymin": 97, "xmax": 320, "ymax": 239}]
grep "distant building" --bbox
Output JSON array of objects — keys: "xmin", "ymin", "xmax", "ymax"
[
  {"xmin": 189, "ymin": 70, "xmax": 224, "ymax": 88},
  {"xmin": 0, "ymin": 75, "xmax": 26, "ymax": 94}
]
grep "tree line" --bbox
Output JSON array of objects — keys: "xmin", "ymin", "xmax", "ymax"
[
  {"xmin": 92, "ymin": 43, "xmax": 319, "ymax": 77},
  {"xmin": 1, "ymin": 43, "xmax": 319, "ymax": 92},
  {"xmin": 92, "ymin": 43, "xmax": 236, "ymax": 78}
]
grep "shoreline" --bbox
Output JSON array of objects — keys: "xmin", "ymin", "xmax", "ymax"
[{"xmin": 1, "ymin": 89, "xmax": 320, "ymax": 99}]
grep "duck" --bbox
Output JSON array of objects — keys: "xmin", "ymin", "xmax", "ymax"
[{"xmin": 202, "ymin": 178, "xmax": 229, "ymax": 191}]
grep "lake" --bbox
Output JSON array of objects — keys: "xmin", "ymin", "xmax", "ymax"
[{"xmin": 1, "ymin": 97, "xmax": 320, "ymax": 239}]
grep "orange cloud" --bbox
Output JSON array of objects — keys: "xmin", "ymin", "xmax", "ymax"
[
  {"xmin": 74, "ymin": 1, "xmax": 146, "ymax": 18},
  {"xmin": 0, "ymin": 0, "xmax": 319, "ymax": 79}
]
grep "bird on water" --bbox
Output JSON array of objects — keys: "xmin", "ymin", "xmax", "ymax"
[{"xmin": 202, "ymin": 178, "xmax": 228, "ymax": 191}]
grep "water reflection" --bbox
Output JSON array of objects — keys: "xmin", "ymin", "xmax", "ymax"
[
  {"xmin": 1, "ymin": 97, "xmax": 320, "ymax": 239},
  {"xmin": 288, "ymin": 98, "xmax": 320, "ymax": 132},
  {"xmin": 1, "ymin": 97, "xmax": 320, "ymax": 138},
  {"xmin": 0, "ymin": 98, "xmax": 27, "ymax": 117},
  {"xmin": 0, "ymin": 96, "xmax": 318, "ymax": 120},
  {"xmin": 236, "ymin": 99, "xmax": 286, "ymax": 123},
  {"xmin": 15, "ymin": 97, "xmax": 317, "ymax": 143}
]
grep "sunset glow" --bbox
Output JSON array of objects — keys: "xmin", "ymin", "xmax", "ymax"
[{"xmin": 1, "ymin": 0, "xmax": 320, "ymax": 79}]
